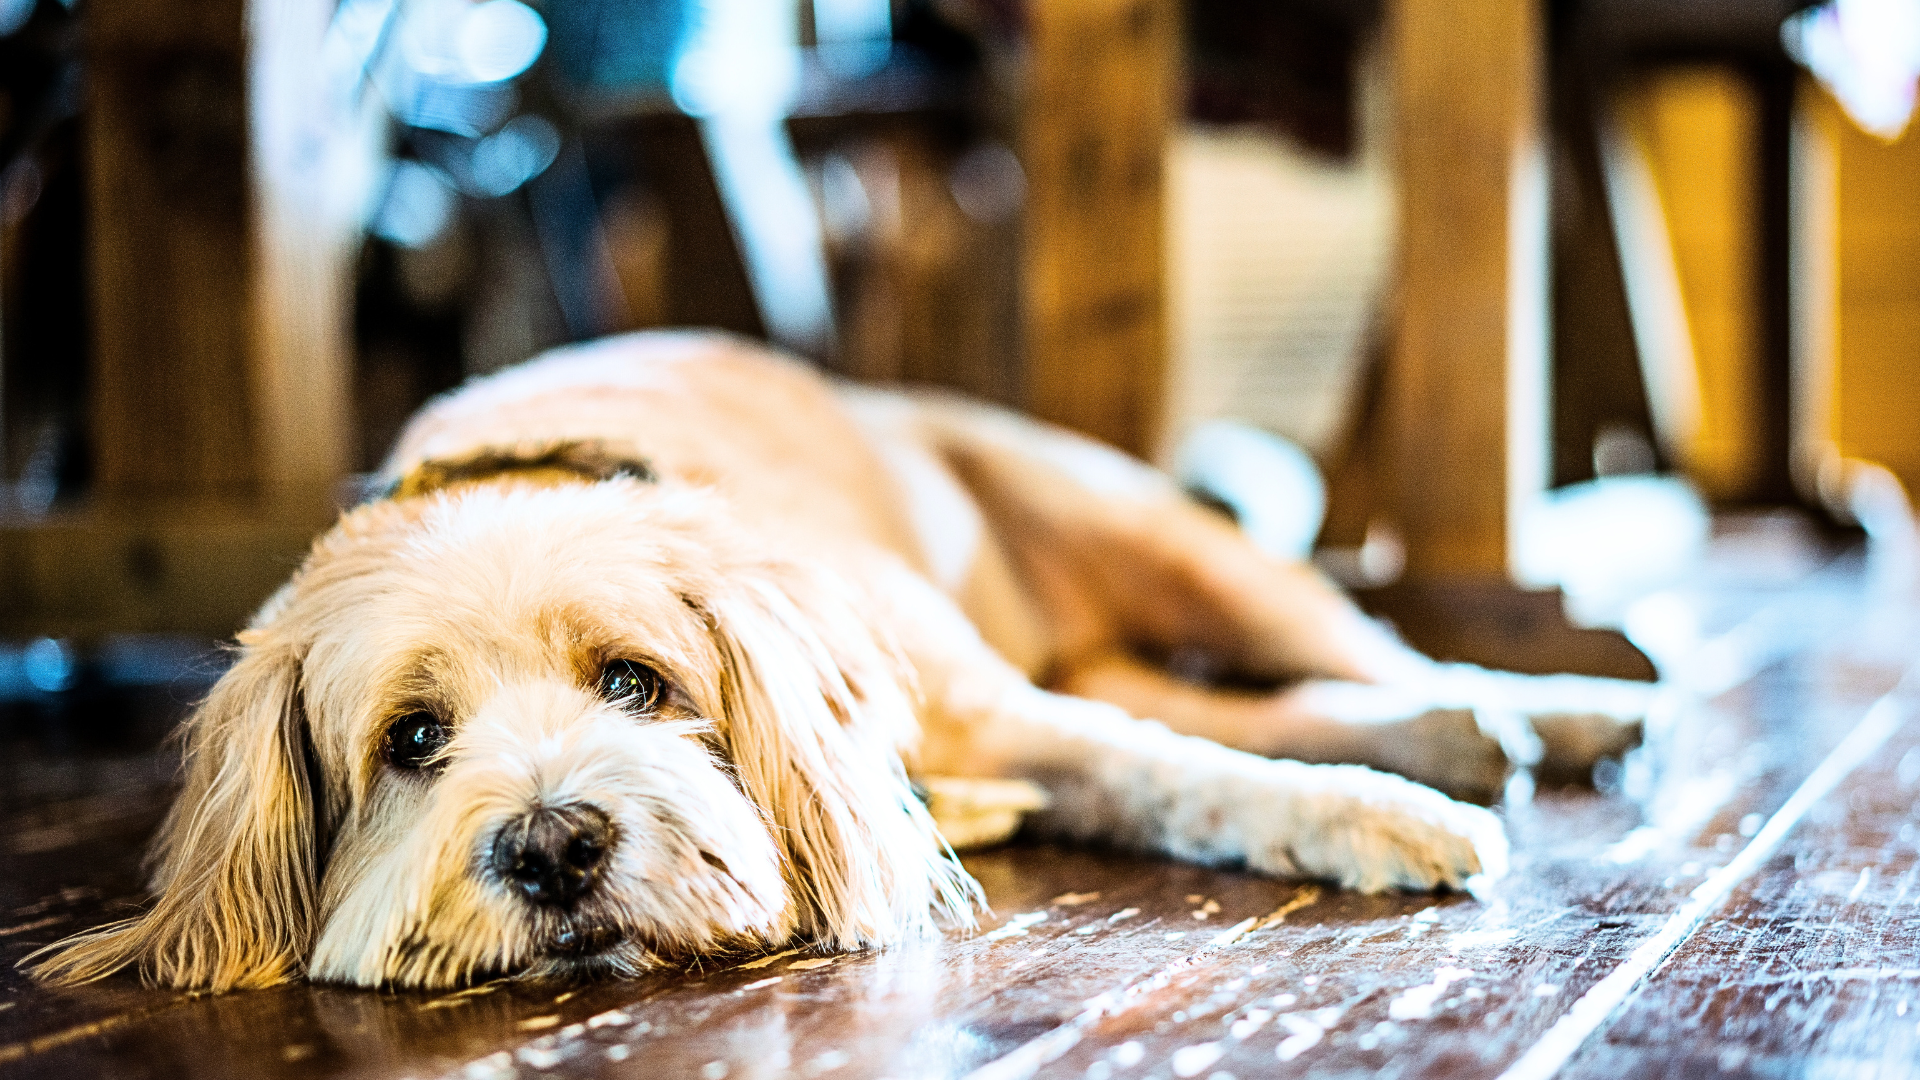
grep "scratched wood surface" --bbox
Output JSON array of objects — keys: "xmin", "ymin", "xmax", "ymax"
[{"xmin": 2, "ymin": 523, "xmax": 1917, "ymax": 1079}]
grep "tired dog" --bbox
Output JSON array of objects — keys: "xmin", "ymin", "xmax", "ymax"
[{"xmin": 31, "ymin": 331, "xmax": 1644, "ymax": 991}]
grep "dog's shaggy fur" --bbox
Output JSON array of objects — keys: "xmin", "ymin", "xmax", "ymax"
[{"xmin": 30, "ymin": 332, "xmax": 1645, "ymax": 991}]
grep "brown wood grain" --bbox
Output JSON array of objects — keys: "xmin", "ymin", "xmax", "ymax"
[
  {"xmin": 1380, "ymin": 0, "xmax": 1546, "ymax": 579},
  {"xmin": 87, "ymin": 0, "xmax": 259, "ymax": 505},
  {"xmin": 1020, "ymin": 0, "xmax": 1175, "ymax": 459},
  {"xmin": 1566, "ymin": 672, "xmax": 1920, "ymax": 1076}
]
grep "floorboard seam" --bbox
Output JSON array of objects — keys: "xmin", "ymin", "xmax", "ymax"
[{"xmin": 1493, "ymin": 671, "xmax": 1915, "ymax": 1080}]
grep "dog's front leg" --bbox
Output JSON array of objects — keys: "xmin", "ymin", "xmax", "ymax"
[{"xmin": 944, "ymin": 684, "xmax": 1509, "ymax": 893}]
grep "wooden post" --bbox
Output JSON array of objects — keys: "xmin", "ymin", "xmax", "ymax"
[
  {"xmin": 1800, "ymin": 75, "xmax": 1920, "ymax": 501},
  {"xmin": 1357, "ymin": 0, "xmax": 1653, "ymax": 678},
  {"xmin": 86, "ymin": 0, "xmax": 259, "ymax": 506},
  {"xmin": 1020, "ymin": 0, "xmax": 1175, "ymax": 459},
  {"xmin": 1381, "ymin": 0, "xmax": 1549, "ymax": 580}
]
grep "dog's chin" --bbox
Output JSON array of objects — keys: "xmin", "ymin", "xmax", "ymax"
[
  {"xmin": 547, "ymin": 921, "xmax": 626, "ymax": 959},
  {"xmin": 515, "ymin": 913, "xmax": 748, "ymax": 982},
  {"xmin": 477, "ymin": 911, "xmax": 643, "ymax": 982},
  {"xmin": 522, "ymin": 931, "xmax": 655, "ymax": 982}
]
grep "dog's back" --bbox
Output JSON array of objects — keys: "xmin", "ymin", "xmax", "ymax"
[{"xmin": 381, "ymin": 331, "xmax": 926, "ymax": 567}]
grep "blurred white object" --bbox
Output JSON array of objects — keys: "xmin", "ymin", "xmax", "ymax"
[
  {"xmin": 1515, "ymin": 476, "xmax": 1710, "ymax": 625},
  {"xmin": 1784, "ymin": 0, "xmax": 1920, "ymax": 139},
  {"xmin": 1175, "ymin": 421, "xmax": 1326, "ymax": 561},
  {"xmin": 457, "ymin": 0, "xmax": 547, "ymax": 82},
  {"xmin": 1821, "ymin": 456, "xmax": 1919, "ymax": 595},
  {"xmin": 372, "ymin": 159, "xmax": 456, "ymax": 248},
  {"xmin": 398, "ymin": 0, "xmax": 546, "ymax": 85},
  {"xmin": 672, "ymin": 0, "xmax": 836, "ymax": 357},
  {"xmin": 465, "ymin": 114, "xmax": 560, "ymax": 197}
]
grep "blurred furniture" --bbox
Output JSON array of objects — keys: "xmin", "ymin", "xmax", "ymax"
[
  {"xmin": 0, "ymin": 0, "xmax": 372, "ymax": 637},
  {"xmin": 1311, "ymin": 0, "xmax": 1920, "ymax": 679},
  {"xmin": 570, "ymin": 0, "xmax": 1178, "ymax": 457},
  {"xmin": 1344, "ymin": 0, "xmax": 1655, "ymax": 678},
  {"xmin": 12, "ymin": 0, "xmax": 1913, "ymax": 656},
  {"xmin": 1564, "ymin": 0, "xmax": 1808, "ymax": 506},
  {"xmin": 2, "ymin": 0, "xmax": 1182, "ymax": 637},
  {"xmin": 1527, "ymin": 0, "xmax": 1920, "ymax": 515}
]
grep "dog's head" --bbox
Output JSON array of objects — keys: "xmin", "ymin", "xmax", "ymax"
[{"xmin": 31, "ymin": 476, "xmax": 974, "ymax": 990}]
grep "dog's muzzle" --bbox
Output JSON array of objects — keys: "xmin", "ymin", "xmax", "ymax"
[{"xmin": 490, "ymin": 804, "xmax": 615, "ymax": 909}]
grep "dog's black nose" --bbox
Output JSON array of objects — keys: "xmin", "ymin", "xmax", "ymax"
[{"xmin": 491, "ymin": 805, "xmax": 614, "ymax": 909}]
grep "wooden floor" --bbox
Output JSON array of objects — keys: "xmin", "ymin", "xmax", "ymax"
[{"xmin": 2, "ymin": 520, "xmax": 1918, "ymax": 1079}]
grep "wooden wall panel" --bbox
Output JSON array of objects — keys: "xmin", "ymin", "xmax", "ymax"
[
  {"xmin": 1614, "ymin": 68, "xmax": 1765, "ymax": 503},
  {"xmin": 1813, "ymin": 87, "xmax": 1920, "ymax": 495}
]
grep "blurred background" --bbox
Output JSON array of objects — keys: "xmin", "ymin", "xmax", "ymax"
[{"xmin": 1, "ymin": 0, "xmax": 1918, "ymax": 784}]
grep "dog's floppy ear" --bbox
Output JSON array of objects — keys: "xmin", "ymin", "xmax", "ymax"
[
  {"xmin": 28, "ymin": 640, "xmax": 320, "ymax": 990},
  {"xmin": 706, "ymin": 566, "xmax": 978, "ymax": 948}
]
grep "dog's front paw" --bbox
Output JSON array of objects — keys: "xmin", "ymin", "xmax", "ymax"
[{"xmin": 1248, "ymin": 764, "xmax": 1508, "ymax": 893}]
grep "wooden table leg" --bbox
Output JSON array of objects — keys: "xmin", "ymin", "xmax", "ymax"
[
  {"xmin": 1364, "ymin": 0, "xmax": 1653, "ymax": 680},
  {"xmin": 1382, "ymin": 0, "xmax": 1549, "ymax": 580}
]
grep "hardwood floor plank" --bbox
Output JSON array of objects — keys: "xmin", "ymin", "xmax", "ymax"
[{"xmin": 1564, "ymin": 677, "xmax": 1920, "ymax": 1078}]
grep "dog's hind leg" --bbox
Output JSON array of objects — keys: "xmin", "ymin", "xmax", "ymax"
[
  {"xmin": 913, "ymin": 647, "xmax": 1507, "ymax": 892},
  {"xmin": 997, "ymin": 688, "xmax": 1507, "ymax": 892},
  {"xmin": 914, "ymin": 398, "xmax": 1646, "ymax": 788},
  {"xmin": 1062, "ymin": 654, "xmax": 1650, "ymax": 796}
]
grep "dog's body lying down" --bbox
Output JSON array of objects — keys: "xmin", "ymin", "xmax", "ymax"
[{"xmin": 33, "ymin": 331, "xmax": 1644, "ymax": 991}]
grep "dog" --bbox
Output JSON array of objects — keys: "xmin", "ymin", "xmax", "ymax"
[{"xmin": 30, "ymin": 331, "xmax": 1645, "ymax": 991}]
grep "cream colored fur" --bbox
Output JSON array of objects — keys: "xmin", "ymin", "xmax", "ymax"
[{"xmin": 28, "ymin": 331, "xmax": 1643, "ymax": 991}]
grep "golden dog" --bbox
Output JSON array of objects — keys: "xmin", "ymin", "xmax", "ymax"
[{"xmin": 33, "ymin": 331, "xmax": 1644, "ymax": 991}]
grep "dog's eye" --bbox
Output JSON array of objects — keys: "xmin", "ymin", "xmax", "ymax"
[
  {"xmin": 386, "ymin": 712, "xmax": 449, "ymax": 770},
  {"xmin": 597, "ymin": 659, "xmax": 662, "ymax": 712}
]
